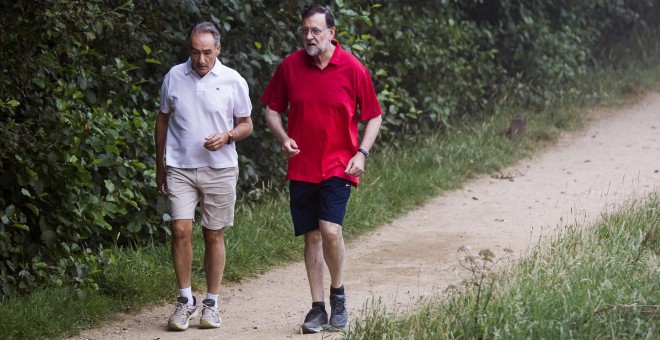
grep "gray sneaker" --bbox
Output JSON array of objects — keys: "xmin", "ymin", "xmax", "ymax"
[
  {"xmin": 168, "ymin": 296, "xmax": 197, "ymax": 331},
  {"xmin": 301, "ymin": 305, "xmax": 328, "ymax": 334},
  {"xmin": 199, "ymin": 299, "xmax": 222, "ymax": 329},
  {"xmin": 329, "ymin": 294, "xmax": 348, "ymax": 330}
]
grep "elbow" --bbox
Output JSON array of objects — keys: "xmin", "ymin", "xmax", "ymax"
[
  {"xmin": 245, "ymin": 121, "xmax": 254, "ymax": 137},
  {"xmin": 237, "ymin": 117, "xmax": 254, "ymax": 139}
]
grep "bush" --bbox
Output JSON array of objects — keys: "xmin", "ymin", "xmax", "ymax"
[{"xmin": 0, "ymin": 0, "xmax": 165, "ymax": 296}]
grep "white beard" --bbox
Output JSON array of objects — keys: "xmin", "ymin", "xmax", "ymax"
[{"xmin": 305, "ymin": 40, "xmax": 329, "ymax": 57}]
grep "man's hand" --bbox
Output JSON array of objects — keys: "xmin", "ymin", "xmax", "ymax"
[
  {"xmin": 344, "ymin": 152, "xmax": 366, "ymax": 177},
  {"xmin": 203, "ymin": 133, "xmax": 228, "ymax": 151},
  {"xmin": 156, "ymin": 166, "xmax": 167, "ymax": 194},
  {"xmin": 281, "ymin": 138, "xmax": 300, "ymax": 158}
]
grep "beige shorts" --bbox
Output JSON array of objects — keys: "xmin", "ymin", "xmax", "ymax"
[{"xmin": 166, "ymin": 166, "xmax": 238, "ymax": 230}]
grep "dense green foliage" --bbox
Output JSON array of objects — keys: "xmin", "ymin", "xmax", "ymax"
[
  {"xmin": 0, "ymin": 0, "xmax": 658, "ymax": 297},
  {"xmin": 0, "ymin": 0, "xmax": 164, "ymax": 296}
]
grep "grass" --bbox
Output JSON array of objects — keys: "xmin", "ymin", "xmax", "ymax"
[
  {"xmin": 1, "ymin": 36, "xmax": 660, "ymax": 340},
  {"xmin": 345, "ymin": 194, "xmax": 660, "ymax": 339}
]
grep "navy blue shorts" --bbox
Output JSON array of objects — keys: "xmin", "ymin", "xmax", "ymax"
[{"xmin": 289, "ymin": 177, "xmax": 352, "ymax": 236}]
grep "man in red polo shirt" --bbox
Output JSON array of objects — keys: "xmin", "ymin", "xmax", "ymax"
[{"xmin": 262, "ymin": 3, "xmax": 382, "ymax": 334}]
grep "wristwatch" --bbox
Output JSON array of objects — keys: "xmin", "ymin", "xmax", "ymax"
[
  {"xmin": 357, "ymin": 148, "xmax": 369, "ymax": 158},
  {"xmin": 226, "ymin": 131, "xmax": 234, "ymax": 144}
]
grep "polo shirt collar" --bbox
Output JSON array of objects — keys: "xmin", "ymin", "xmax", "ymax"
[
  {"xmin": 329, "ymin": 40, "xmax": 342, "ymax": 65},
  {"xmin": 184, "ymin": 57, "xmax": 222, "ymax": 76}
]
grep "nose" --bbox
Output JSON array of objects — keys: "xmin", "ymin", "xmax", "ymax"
[{"xmin": 305, "ymin": 30, "xmax": 314, "ymax": 39}]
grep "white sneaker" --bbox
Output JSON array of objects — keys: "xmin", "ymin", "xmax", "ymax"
[
  {"xmin": 167, "ymin": 296, "xmax": 197, "ymax": 331},
  {"xmin": 199, "ymin": 298, "xmax": 222, "ymax": 329}
]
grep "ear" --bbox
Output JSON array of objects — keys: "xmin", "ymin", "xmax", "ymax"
[{"xmin": 216, "ymin": 43, "xmax": 222, "ymax": 54}]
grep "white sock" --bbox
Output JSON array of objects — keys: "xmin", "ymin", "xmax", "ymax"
[
  {"xmin": 179, "ymin": 287, "xmax": 194, "ymax": 306},
  {"xmin": 205, "ymin": 292, "xmax": 218, "ymax": 306}
]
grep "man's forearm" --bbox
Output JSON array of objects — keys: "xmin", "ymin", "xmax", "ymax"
[
  {"xmin": 264, "ymin": 106, "xmax": 289, "ymax": 143},
  {"xmin": 232, "ymin": 116, "xmax": 254, "ymax": 141},
  {"xmin": 155, "ymin": 112, "xmax": 169, "ymax": 168},
  {"xmin": 359, "ymin": 115, "xmax": 382, "ymax": 151}
]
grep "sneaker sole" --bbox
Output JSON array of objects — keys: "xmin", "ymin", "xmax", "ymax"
[
  {"xmin": 327, "ymin": 324, "xmax": 347, "ymax": 332},
  {"xmin": 199, "ymin": 319, "xmax": 222, "ymax": 329},
  {"xmin": 301, "ymin": 324, "xmax": 330, "ymax": 334},
  {"xmin": 168, "ymin": 321, "xmax": 190, "ymax": 331},
  {"xmin": 329, "ymin": 319, "xmax": 348, "ymax": 330}
]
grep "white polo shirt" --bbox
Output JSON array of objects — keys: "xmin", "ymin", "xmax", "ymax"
[{"xmin": 160, "ymin": 58, "xmax": 252, "ymax": 169}]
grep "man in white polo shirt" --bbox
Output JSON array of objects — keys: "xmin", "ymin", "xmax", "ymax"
[{"xmin": 155, "ymin": 21, "xmax": 253, "ymax": 331}]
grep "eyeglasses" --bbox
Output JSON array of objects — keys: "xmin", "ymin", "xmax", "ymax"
[{"xmin": 297, "ymin": 27, "xmax": 331, "ymax": 36}]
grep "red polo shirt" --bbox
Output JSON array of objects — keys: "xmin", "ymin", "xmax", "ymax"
[{"xmin": 261, "ymin": 41, "xmax": 382, "ymax": 186}]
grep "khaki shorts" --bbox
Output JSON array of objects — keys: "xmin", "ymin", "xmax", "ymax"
[{"xmin": 166, "ymin": 166, "xmax": 238, "ymax": 230}]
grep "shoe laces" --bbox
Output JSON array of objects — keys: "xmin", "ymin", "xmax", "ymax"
[
  {"xmin": 173, "ymin": 301, "xmax": 190, "ymax": 317},
  {"xmin": 305, "ymin": 305, "xmax": 325, "ymax": 321},
  {"xmin": 203, "ymin": 303, "xmax": 218, "ymax": 316},
  {"xmin": 331, "ymin": 296, "xmax": 346, "ymax": 314}
]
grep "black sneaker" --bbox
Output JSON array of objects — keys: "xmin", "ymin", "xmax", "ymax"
[
  {"xmin": 301, "ymin": 305, "xmax": 328, "ymax": 334},
  {"xmin": 329, "ymin": 294, "xmax": 348, "ymax": 330}
]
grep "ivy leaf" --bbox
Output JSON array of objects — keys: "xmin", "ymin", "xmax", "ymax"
[
  {"xmin": 55, "ymin": 98, "xmax": 67, "ymax": 111},
  {"xmin": 104, "ymin": 180, "xmax": 115, "ymax": 193},
  {"xmin": 21, "ymin": 189, "xmax": 32, "ymax": 198},
  {"xmin": 26, "ymin": 204, "xmax": 39, "ymax": 216},
  {"xmin": 12, "ymin": 223, "xmax": 29, "ymax": 231}
]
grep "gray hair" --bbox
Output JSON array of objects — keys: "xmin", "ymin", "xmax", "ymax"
[{"xmin": 187, "ymin": 22, "xmax": 221, "ymax": 47}]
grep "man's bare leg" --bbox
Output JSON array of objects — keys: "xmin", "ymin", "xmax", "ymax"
[
  {"xmin": 304, "ymin": 229, "xmax": 325, "ymax": 302},
  {"xmin": 202, "ymin": 228, "xmax": 226, "ymax": 294},
  {"xmin": 172, "ymin": 219, "xmax": 194, "ymax": 290},
  {"xmin": 319, "ymin": 219, "xmax": 345, "ymax": 289}
]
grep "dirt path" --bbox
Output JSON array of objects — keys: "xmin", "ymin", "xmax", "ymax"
[{"xmin": 72, "ymin": 93, "xmax": 660, "ymax": 340}]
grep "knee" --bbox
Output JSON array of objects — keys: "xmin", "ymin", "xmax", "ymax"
[
  {"xmin": 203, "ymin": 228, "xmax": 225, "ymax": 245},
  {"xmin": 322, "ymin": 227, "xmax": 343, "ymax": 244},
  {"xmin": 305, "ymin": 230, "xmax": 323, "ymax": 246},
  {"xmin": 172, "ymin": 221, "xmax": 192, "ymax": 241}
]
